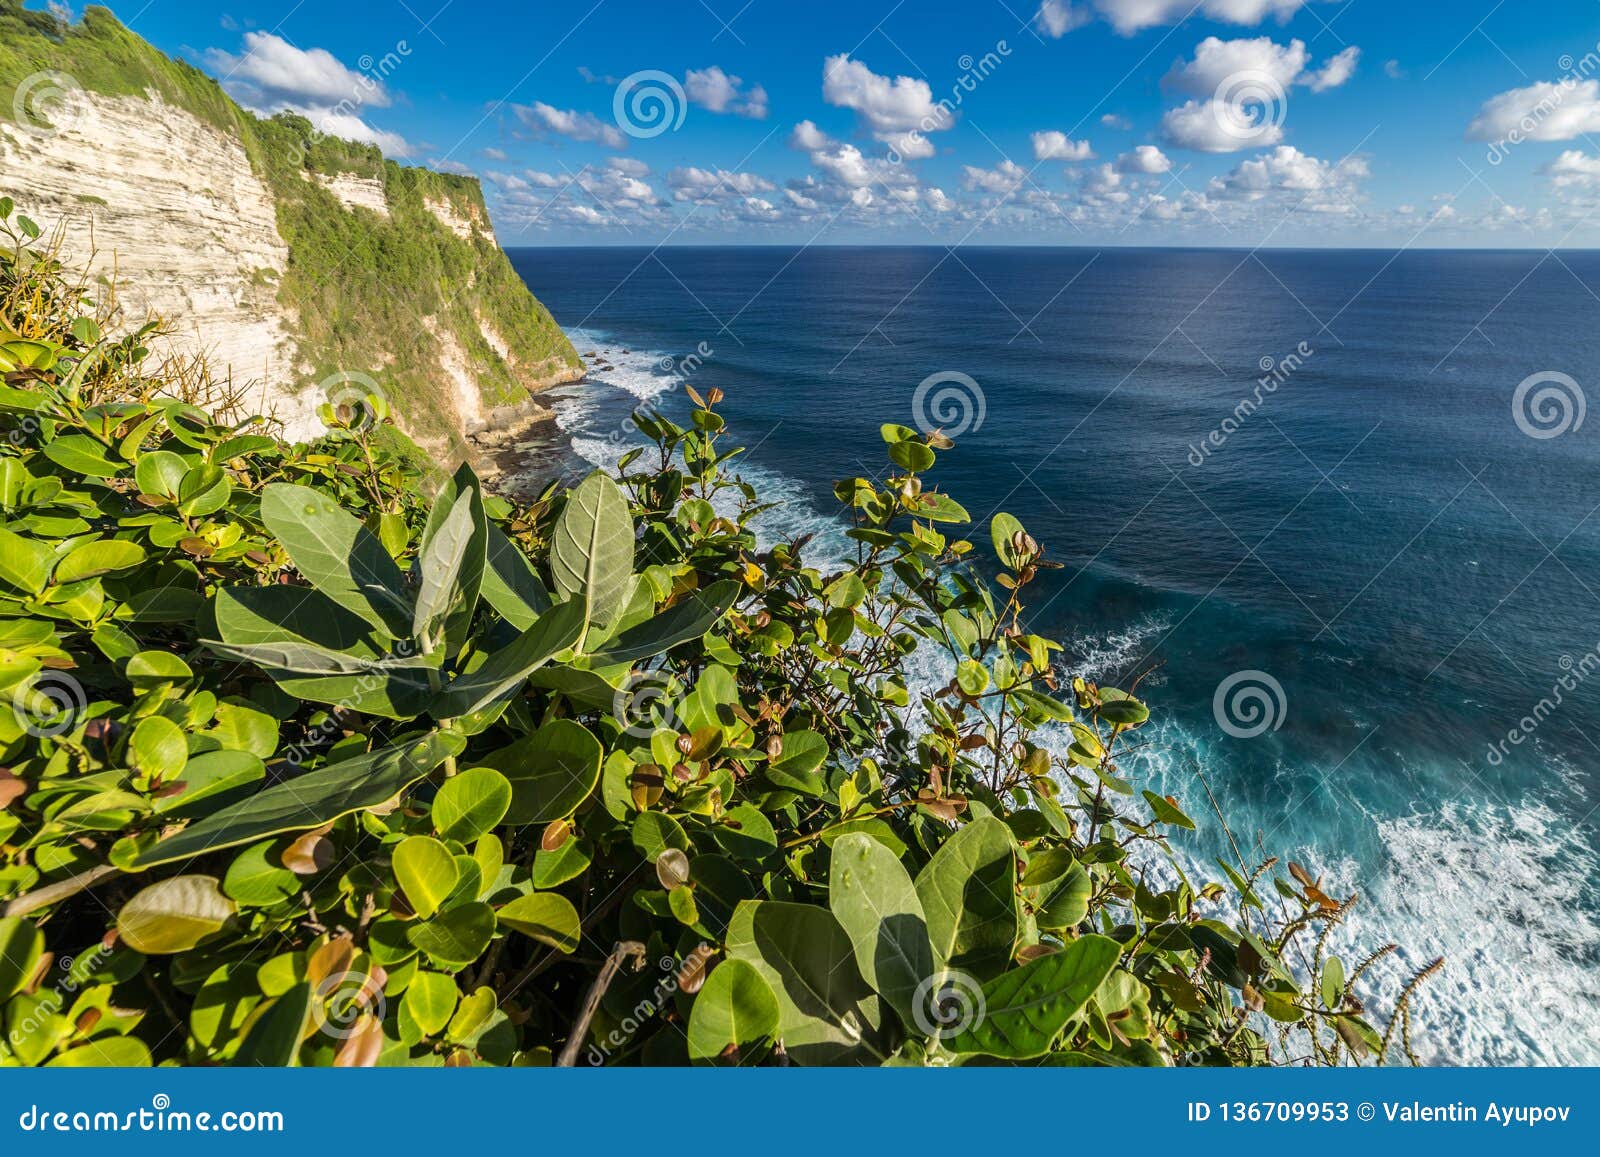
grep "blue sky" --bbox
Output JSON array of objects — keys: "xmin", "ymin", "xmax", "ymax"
[{"xmin": 104, "ymin": 0, "xmax": 1600, "ymax": 245}]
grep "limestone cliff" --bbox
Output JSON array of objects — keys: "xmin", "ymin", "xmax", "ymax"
[{"xmin": 0, "ymin": 4, "xmax": 582, "ymax": 457}]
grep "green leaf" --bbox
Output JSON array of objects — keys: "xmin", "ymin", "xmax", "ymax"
[
  {"xmin": 0, "ymin": 915, "xmax": 44, "ymax": 999},
  {"xmin": 412, "ymin": 463, "xmax": 487, "ymax": 652},
  {"xmin": 1033, "ymin": 859, "xmax": 1092, "ymax": 932},
  {"xmin": 1099, "ymin": 693, "xmax": 1150, "ymax": 727},
  {"xmin": 687, "ymin": 958, "xmax": 779, "ymax": 1065},
  {"xmin": 955, "ymin": 659, "xmax": 989, "ymax": 696},
  {"xmin": 915, "ymin": 817, "xmax": 1019, "ymax": 973},
  {"xmin": 432, "ymin": 766, "xmax": 512, "ymax": 843},
  {"xmin": 766, "ymin": 729, "xmax": 828, "ymax": 795},
  {"xmin": 133, "ymin": 732, "xmax": 465, "ymax": 867},
  {"xmin": 828, "ymin": 833, "xmax": 933, "ymax": 1027},
  {"xmin": 54, "ymin": 538, "xmax": 146, "ymax": 583},
  {"xmin": 477, "ymin": 718, "xmax": 603, "ymax": 826},
  {"xmin": 0, "ymin": 527, "xmax": 55, "ymax": 594},
  {"xmin": 945, "ymin": 934, "xmax": 1121, "ymax": 1058},
  {"xmin": 480, "ymin": 522, "xmax": 550, "ymax": 630},
  {"xmin": 154, "ymin": 749, "xmax": 265, "ymax": 817},
  {"xmin": 990, "ymin": 512, "xmax": 1025, "ymax": 569},
  {"xmin": 42, "ymin": 434, "xmax": 122, "ymax": 478},
  {"xmin": 432, "ymin": 598, "xmax": 585, "ymax": 719},
  {"xmin": 407, "ymin": 902, "xmax": 495, "ymax": 968},
  {"xmin": 117, "ymin": 874, "xmax": 237, "ymax": 954},
  {"xmin": 222, "ymin": 840, "xmax": 299, "ymax": 907},
  {"xmin": 726, "ymin": 900, "xmax": 884, "ymax": 1066},
  {"xmin": 1322, "ymin": 956, "xmax": 1345, "ymax": 1009},
  {"xmin": 177, "ymin": 462, "xmax": 231, "ymax": 517},
  {"xmin": 134, "ymin": 449, "xmax": 188, "ymax": 498},
  {"xmin": 46, "ymin": 1037, "xmax": 153, "ymax": 1067},
  {"xmin": 233, "ymin": 981, "xmax": 311, "ymax": 1066},
  {"xmin": 550, "ymin": 470, "xmax": 634, "ymax": 632},
  {"xmin": 587, "ymin": 580, "xmax": 739, "ymax": 665},
  {"xmin": 401, "ymin": 971, "xmax": 458, "ymax": 1037},
  {"xmin": 497, "ymin": 892, "xmax": 582, "ymax": 953},
  {"xmin": 129, "ymin": 715, "xmax": 187, "ymax": 781},
  {"xmin": 393, "ymin": 836, "xmax": 459, "ymax": 920},
  {"xmin": 1142, "ymin": 790, "xmax": 1195, "ymax": 829},
  {"xmin": 260, "ymin": 482, "xmax": 410, "ymax": 638}
]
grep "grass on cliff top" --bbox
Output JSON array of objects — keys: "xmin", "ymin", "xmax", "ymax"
[{"xmin": 0, "ymin": 2, "xmax": 581, "ymax": 454}]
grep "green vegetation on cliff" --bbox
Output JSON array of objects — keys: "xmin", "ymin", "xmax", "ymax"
[
  {"xmin": 0, "ymin": 201, "xmax": 1438, "ymax": 1068},
  {"xmin": 0, "ymin": 3, "xmax": 581, "ymax": 450}
]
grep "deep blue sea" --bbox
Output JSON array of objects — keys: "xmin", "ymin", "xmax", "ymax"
[{"xmin": 507, "ymin": 246, "xmax": 1600, "ymax": 1065}]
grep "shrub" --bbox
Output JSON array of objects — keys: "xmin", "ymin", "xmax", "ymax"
[{"xmin": 0, "ymin": 200, "xmax": 1435, "ymax": 1068}]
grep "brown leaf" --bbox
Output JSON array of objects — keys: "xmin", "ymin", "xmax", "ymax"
[
  {"xmin": 676, "ymin": 948, "xmax": 713, "ymax": 994},
  {"xmin": 0, "ymin": 770, "xmax": 26, "ymax": 810},
  {"xmin": 306, "ymin": 934, "xmax": 355, "ymax": 989},
  {"xmin": 540, "ymin": 818, "xmax": 572, "ymax": 852},
  {"xmin": 281, "ymin": 830, "xmax": 334, "ymax": 875},
  {"xmin": 655, "ymin": 848, "xmax": 691, "ymax": 890},
  {"xmin": 1015, "ymin": 944, "xmax": 1058, "ymax": 963},
  {"xmin": 333, "ymin": 1014, "xmax": 385, "ymax": 1068}
]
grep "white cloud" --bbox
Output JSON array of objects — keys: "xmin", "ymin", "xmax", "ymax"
[
  {"xmin": 1166, "ymin": 37, "xmax": 1309, "ymax": 95},
  {"xmin": 1547, "ymin": 149, "xmax": 1600, "ymax": 188},
  {"xmin": 1037, "ymin": 0, "xmax": 1313, "ymax": 37},
  {"xmin": 481, "ymin": 146, "xmax": 509, "ymax": 162},
  {"xmin": 1384, "ymin": 59, "xmax": 1405, "ymax": 79},
  {"xmin": 517, "ymin": 101, "xmax": 628, "ymax": 149},
  {"xmin": 1081, "ymin": 163, "xmax": 1125, "ymax": 197},
  {"xmin": 684, "ymin": 66, "xmax": 769, "ymax": 119},
  {"xmin": 1100, "ymin": 113, "xmax": 1133, "ymax": 129},
  {"xmin": 925, "ymin": 187, "xmax": 957, "ymax": 212},
  {"xmin": 1162, "ymin": 98, "xmax": 1285, "ymax": 152},
  {"xmin": 1105, "ymin": 0, "xmax": 1310, "ymax": 34},
  {"xmin": 963, "ymin": 159, "xmax": 1029, "ymax": 194},
  {"xmin": 883, "ymin": 130, "xmax": 937, "ymax": 159},
  {"xmin": 1467, "ymin": 79, "xmax": 1600, "ymax": 142},
  {"xmin": 789, "ymin": 119, "xmax": 835, "ymax": 151},
  {"xmin": 1117, "ymin": 144, "xmax": 1172, "ymax": 173},
  {"xmin": 203, "ymin": 32, "xmax": 411, "ymax": 155},
  {"xmin": 822, "ymin": 54, "xmax": 953, "ymax": 139},
  {"xmin": 1210, "ymin": 145, "xmax": 1368, "ymax": 204},
  {"xmin": 1032, "ymin": 130, "xmax": 1094, "ymax": 160},
  {"xmin": 1035, "ymin": 0, "xmax": 1091, "ymax": 36},
  {"xmin": 1304, "ymin": 45, "xmax": 1360, "ymax": 91},
  {"xmin": 666, "ymin": 166, "xmax": 776, "ymax": 202}
]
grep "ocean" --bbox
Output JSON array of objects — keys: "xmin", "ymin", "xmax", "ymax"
[{"xmin": 506, "ymin": 245, "xmax": 1600, "ymax": 1065}]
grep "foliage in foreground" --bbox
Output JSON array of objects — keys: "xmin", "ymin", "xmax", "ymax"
[{"xmin": 0, "ymin": 200, "xmax": 1432, "ymax": 1068}]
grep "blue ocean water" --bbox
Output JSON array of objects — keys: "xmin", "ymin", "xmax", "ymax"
[{"xmin": 507, "ymin": 245, "xmax": 1600, "ymax": 1065}]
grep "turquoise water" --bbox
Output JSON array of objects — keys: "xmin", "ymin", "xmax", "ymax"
[{"xmin": 509, "ymin": 246, "xmax": 1600, "ymax": 1064}]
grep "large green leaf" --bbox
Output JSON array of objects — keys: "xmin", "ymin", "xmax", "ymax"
[
  {"xmin": 587, "ymin": 579, "xmax": 739, "ymax": 665},
  {"xmin": 765, "ymin": 729, "xmax": 829, "ymax": 795},
  {"xmin": 0, "ymin": 915, "xmax": 44, "ymax": 999},
  {"xmin": 233, "ymin": 981, "xmax": 311, "ymax": 1066},
  {"xmin": 828, "ymin": 833, "xmax": 933, "ymax": 1028},
  {"xmin": 496, "ymin": 892, "xmax": 581, "ymax": 952},
  {"xmin": 116, "ymin": 875, "xmax": 237, "ymax": 954},
  {"xmin": 945, "ymin": 934, "xmax": 1121, "ymax": 1058},
  {"xmin": 412, "ymin": 464, "xmax": 487, "ymax": 652},
  {"xmin": 0, "ymin": 527, "xmax": 54, "ymax": 595},
  {"xmin": 480, "ymin": 522, "xmax": 550, "ymax": 630},
  {"xmin": 549, "ymin": 470, "xmax": 634, "ymax": 632},
  {"xmin": 687, "ymin": 958, "xmax": 779, "ymax": 1065},
  {"xmin": 725, "ymin": 900, "xmax": 885, "ymax": 1066},
  {"xmin": 133, "ymin": 732, "xmax": 465, "ymax": 868},
  {"xmin": 476, "ymin": 718, "xmax": 602, "ymax": 825},
  {"xmin": 431, "ymin": 766, "xmax": 512, "ymax": 843},
  {"xmin": 914, "ymin": 817, "xmax": 1019, "ymax": 973},
  {"xmin": 432, "ymin": 598, "xmax": 585, "ymax": 719},
  {"xmin": 393, "ymin": 836, "xmax": 459, "ymax": 920},
  {"xmin": 260, "ymin": 483, "xmax": 410, "ymax": 638}
]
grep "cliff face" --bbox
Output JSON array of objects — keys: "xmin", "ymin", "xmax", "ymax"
[{"xmin": 0, "ymin": 4, "xmax": 582, "ymax": 457}]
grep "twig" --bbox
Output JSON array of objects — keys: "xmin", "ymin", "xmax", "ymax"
[{"xmin": 555, "ymin": 940, "xmax": 645, "ymax": 1067}]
